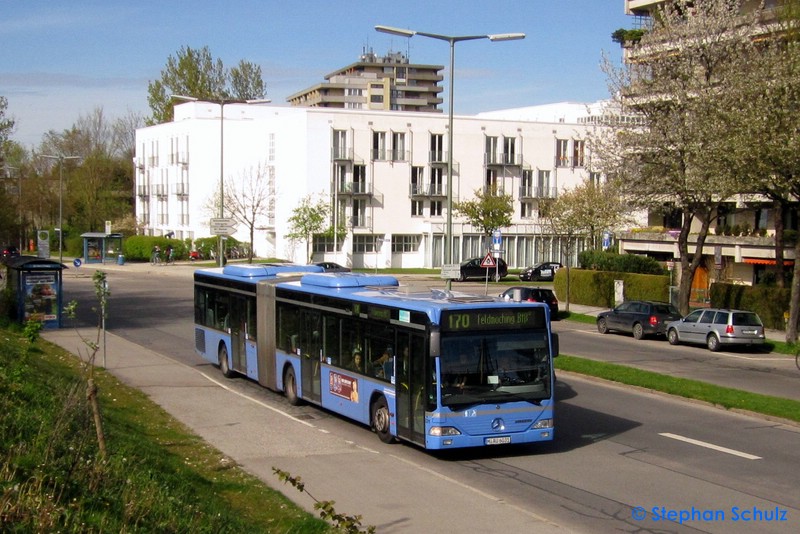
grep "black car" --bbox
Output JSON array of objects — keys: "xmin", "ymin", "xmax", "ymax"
[
  {"xmin": 313, "ymin": 262, "xmax": 351, "ymax": 272},
  {"xmin": 596, "ymin": 300, "xmax": 682, "ymax": 340},
  {"xmin": 455, "ymin": 257, "xmax": 508, "ymax": 282},
  {"xmin": 519, "ymin": 261, "xmax": 563, "ymax": 282},
  {"xmin": 499, "ymin": 286, "xmax": 559, "ymax": 319},
  {"xmin": 2, "ymin": 244, "xmax": 20, "ymax": 261}
]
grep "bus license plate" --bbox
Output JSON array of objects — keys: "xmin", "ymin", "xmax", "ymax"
[{"xmin": 485, "ymin": 436, "xmax": 511, "ymax": 445}]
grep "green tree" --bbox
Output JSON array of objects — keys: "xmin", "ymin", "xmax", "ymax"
[
  {"xmin": 147, "ymin": 46, "xmax": 266, "ymax": 125},
  {"xmin": 0, "ymin": 96, "xmax": 15, "ymax": 165},
  {"xmin": 286, "ymin": 194, "xmax": 330, "ymax": 263},
  {"xmin": 453, "ymin": 186, "xmax": 513, "ymax": 251}
]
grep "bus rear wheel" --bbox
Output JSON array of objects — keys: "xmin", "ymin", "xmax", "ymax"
[
  {"xmin": 218, "ymin": 344, "xmax": 234, "ymax": 378},
  {"xmin": 284, "ymin": 366, "xmax": 300, "ymax": 406},
  {"xmin": 372, "ymin": 396, "xmax": 394, "ymax": 444}
]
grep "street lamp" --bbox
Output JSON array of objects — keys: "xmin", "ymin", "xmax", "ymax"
[
  {"xmin": 375, "ymin": 25, "xmax": 524, "ymax": 270},
  {"xmin": 170, "ymin": 95, "xmax": 271, "ymax": 267},
  {"xmin": 40, "ymin": 154, "xmax": 81, "ymax": 265}
]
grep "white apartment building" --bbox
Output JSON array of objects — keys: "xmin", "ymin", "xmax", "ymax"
[{"xmin": 134, "ymin": 101, "xmax": 604, "ymax": 269}]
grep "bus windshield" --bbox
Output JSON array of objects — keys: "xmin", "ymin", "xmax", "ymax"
[{"xmin": 440, "ymin": 330, "xmax": 552, "ymax": 408}]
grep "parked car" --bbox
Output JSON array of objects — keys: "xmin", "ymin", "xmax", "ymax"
[
  {"xmin": 1, "ymin": 244, "xmax": 20, "ymax": 261},
  {"xmin": 666, "ymin": 308, "xmax": 765, "ymax": 351},
  {"xmin": 518, "ymin": 261, "xmax": 563, "ymax": 282},
  {"xmin": 313, "ymin": 262, "xmax": 351, "ymax": 272},
  {"xmin": 499, "ymin": 286, "xmax": 559, "ymax": 319},
  {"xmin": 597, "ymin": 300, "xmax": 682, "ymax": 340},
  {"xmin": 454, "ymin": 257, "xmax": 508, "ymax": 282}
]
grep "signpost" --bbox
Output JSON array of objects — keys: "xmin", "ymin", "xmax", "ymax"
[
  {"xmin": 210, "ymin": 218, "xmax": 238, "ymax": 236},
  {"xmin": 440, "ymin": 263, "xmax": 461, "ymax": 280}
]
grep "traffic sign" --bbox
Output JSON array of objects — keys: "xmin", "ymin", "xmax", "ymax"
[
  {"xmin": 210, "ymin": 217, "xmax": 238, "ymax": 236},
  {"xmin": 440, "ymin": 263, "xmax": 461, "ymax": 279},
  {"xmin": 480, "ymin": 252, "xmax": 497, "ymax": 268}
]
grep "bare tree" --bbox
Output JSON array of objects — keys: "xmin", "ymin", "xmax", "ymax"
[
  {"xmin": 224, "ymin": 163, "xmax": 274, "ymax": 262},
  {"xmin": 597, "ymin": 0, "xmax": 763, "ymax": 314}
]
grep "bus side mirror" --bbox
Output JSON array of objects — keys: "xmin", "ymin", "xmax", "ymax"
[{"xmin": 551, "ymin": 332, "xmax": 559, "ymax": 358}]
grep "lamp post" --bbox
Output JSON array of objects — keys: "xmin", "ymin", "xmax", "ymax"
[
  {"xmin": 375, "ymin": 25, "xmax": 524, "ymax": 271},
  {"xmin": 170, "ymin": 95, "xmax": 270, "ymax": 267},
  {"xmin": 40, "ymin": 154, "xmax": 81, "ymax": 264}
]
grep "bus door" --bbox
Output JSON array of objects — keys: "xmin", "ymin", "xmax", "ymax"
[
  {"xmin": 229, "ymin": 295, "xmax": 248, "ymax": 374},
  {"xmin": 301, "ymin": 310, "xmax": 322, "ymax": 403},
  {"xmin": 396, "ymin": 333, "xmax": 427, "ymax": 444}
]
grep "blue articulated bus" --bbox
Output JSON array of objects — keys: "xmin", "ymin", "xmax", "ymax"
[{"xmin": 193, "ymin": 263, "xmax": 558, "ymax": 450}]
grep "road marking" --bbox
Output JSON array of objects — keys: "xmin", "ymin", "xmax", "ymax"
[{"xmin": 659, "ymin": 432, "xmax": 761, "ymax": 460}]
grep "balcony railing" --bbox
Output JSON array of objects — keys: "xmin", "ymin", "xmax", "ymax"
[
  {"xmin": 485, "ymin": 152, "xmax": 522, "ymax": 166},
  {"xmin": 409, "ymin": 183, "xmax": 447, "ymax": 197},
  {"xmin": 332, "ymin": 146, "xmax": 354, "ymax": 161},
  {"xmin": 348, "ymin": 215, "xmax": 372, "ymax": 229},
  {"xmin": 337, "ymin": 181, "xmax": 373, "ymax": 196},
  {"xmin": 390, "ymin": 149, "xmax": 410, "ymax": 162},
  {"xmin": 519, "ymin": 185, "xmax": 557, "ymax": 199},
  {"xmin": 371, "ymin": 148, "xmax": 388, "ymax": 161},
  {"xmin": 429, "ymin": 150, "xmax": 448, "ymax": 164},
  {"xmin": 173, "ymin": 183, "xmax": 189, "ymax": 196},
  {"xmin": 137, "ymin": 185, "xmax": 150, "ymax": 197}
]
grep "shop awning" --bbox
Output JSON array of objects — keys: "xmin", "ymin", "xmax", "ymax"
[{"xmin": 743, "ymin": 258, "xmax": 794, "ymax": 265}]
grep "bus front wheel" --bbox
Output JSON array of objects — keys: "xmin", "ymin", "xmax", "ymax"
[
  {"xmin": 372, "ymin": 396, "xmax": 394, "ymax": 444},
  {"xmin": 284, "ymin": 366, "xmax": 300, "ymax": 406},
  {"xmin": 218, "ymin": 344, "xmax": 234, "ymax": 378}
]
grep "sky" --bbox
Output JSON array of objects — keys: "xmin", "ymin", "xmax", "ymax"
[{"xmin": 1, "ymin": 0, "xmax": 630, "ymax": 148}]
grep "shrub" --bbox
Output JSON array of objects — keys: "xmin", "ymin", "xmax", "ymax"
[
  {"xmin": 578, "ymin": 249, "xmax": 667, "ymax": 275},
  {"xmin": 554, "ymin": 268, "xmax": 670, "ymax": 307}
]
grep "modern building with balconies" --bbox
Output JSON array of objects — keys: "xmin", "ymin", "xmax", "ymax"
[
  {"xmin": 287, "ymin": 49, "xmax": 444, "ymax": 113},
  {"xmin": 133, "ymin": 101, "xmax": 605, "ymax": 269}
]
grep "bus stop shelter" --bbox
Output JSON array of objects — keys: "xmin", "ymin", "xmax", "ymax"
[
  {"xmin": 3, "ymin": 255, "xmax": 65, "ymax": 328},
  {"xmin": 81, "ymin": 232, "xmax": 123, "ymax": 264}
]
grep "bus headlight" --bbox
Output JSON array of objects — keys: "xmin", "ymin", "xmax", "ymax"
[
  {"xmin": 429, "ymin": 426, "xmax": 462, "ymax": 437},
  {"xmin": 533, "ymin": 418, "xmax": 553, "ymax": 429}
]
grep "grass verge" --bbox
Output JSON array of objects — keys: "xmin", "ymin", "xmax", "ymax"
[
  {"xmin": 0, "ymin": 327, "xmax": 330, "ymax": 532},
  {"xmin": 555, "ymin": 354, "xmax": 800, "ymax": 423}
]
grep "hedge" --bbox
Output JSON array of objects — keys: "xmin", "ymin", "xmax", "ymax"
[
  {"xmin": 553, "ymin": 268, "xmax": 670, "ymax": 308},
  {"xmin": 710, "ymin": 283, "xmax": 790, "ymax": 330}
]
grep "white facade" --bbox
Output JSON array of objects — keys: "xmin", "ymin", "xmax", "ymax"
[{"xmin": 134, "ymin": 102, "xmax": 604, "ymax": 269}]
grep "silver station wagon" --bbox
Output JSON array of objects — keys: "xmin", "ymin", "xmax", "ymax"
[{"xmin": 666, "ymin": 308, "xmax": 765, "ymax": 352}]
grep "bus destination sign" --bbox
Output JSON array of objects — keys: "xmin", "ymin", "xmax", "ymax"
[{"xmin": 440, "ymin": 308, "xmax": 544, "ymax": 332}]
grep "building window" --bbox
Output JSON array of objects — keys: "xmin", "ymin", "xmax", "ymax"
[
  {"xmin": 431, "ymin": 201, "xmax": 443, "ymax": 217},
  {"xmin": 485, "ymin": 135, "xmax": 499, "ymax": 164},
  {"xmin": 521, "ymin": 169, "xmax": 533, "ymax": 197},
  {"xmin": 411, "ymin": 166, "xmax": 424, "ymax": 195},
  {"xmin": 537, "ymin": 170, "xmax": 551, "ymax": 197},
  {"xmin": 313, "ymin": 235, "xmax": 342, "ymax": 253},
  {"xmin": 333, "ymin": 130, "xmax": 347, "ymax": 159},
  {"xmin": 372, "ymin": 131, "xmax": 386, "ymax": 160},
  {"xmin": 353, "ymin": 165, "xmax": 366, "ymax": 194},
  {"xmin": 485, "ymin": 168, "xmax": 499, "ymax": 194},
  {"xmin": 556, "ymin": 139, "xmax": 569, "ymax": 167},
  {"xmin": 430, "ymin": 133, "xmax": 444, "ymax": 162},
  {"xmin": 573, "ymin": 140, "xmax": 585, "ymax": 167},
  {"xmin": 503, "ymin": 137, "xmax": 516, "ymax": 164},
  {"xmin": 411, "ymin": 200, "xmax": 424, "ymax": 216},
  {"xmin": 353, "ymin": 234, "xmax": 379, "ymax": 253},
  {"xmin": 521, "ymin": 202, "xmax": 535, "ymax": 219},
  {"xmin": 392, "ymin": 234, "xmax": 420, "ymax": 253},
  {"xmin": 431, "ymin": 167, "xmax": 443, "ymax": 196},
  {"xmin": 392, "ymin": 132, "xmax": 406, "ymax": 161}
]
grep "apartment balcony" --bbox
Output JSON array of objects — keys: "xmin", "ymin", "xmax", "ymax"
[
  {"xmin": 519, "ymin": 185, "xmax": 557, "ymax": 199},
  {"xmin": 618, "ymin": 230, "xmax": 795, "ymax": 264},
  {"xmin": 332, "ymin": 146, "xmax": 355, "ymax": 161},
  {"xmin": 485, "ymin": 152, "xmax": 522, "ymax": 167},
  {"xmin": 390, "ymin": 149, "xmax": 410, "ymax": 162},
  {"xmin": 137, "ymin": 185, "xmax": 150, "ymax": 198},
  {"xmin": 152, "ymin": 184, "xmax": 167, "ymax": 198},
  {"xmin": 337, "ymin": 181, "xmax": 374, "ymax": 196},
  {"xmin": 173, "ymin": 183, "xmax": 189, "ymax": 196},
  {"xmin": 429, "ymin": 150, "xmax": 448, "ymax": 165},
  {"xmin": 348, "ymin": 215, "xmax": 372, "ymax": 230},
  {"xmin": 409, "ymin": 183, "xmax": 447, "ymax": 198},
  {"xmin": 371, "ymin": 148, "xmax": 388, "ymax": 161}
]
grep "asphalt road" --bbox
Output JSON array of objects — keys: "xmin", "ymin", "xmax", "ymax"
[{"xmin": 47, "ymin": 262, "xmax": 800, "ymax": 533}]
